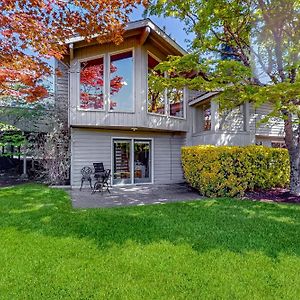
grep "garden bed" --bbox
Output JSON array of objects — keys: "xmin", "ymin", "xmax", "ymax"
[{"xmin": 245, "ymin": 188, "xmax": 300, "ymax": 204}]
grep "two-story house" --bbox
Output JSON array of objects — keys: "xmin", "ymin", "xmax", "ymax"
[{"xmin": 57, "ymin": 19, "xmax": 285, "ymax": 188}]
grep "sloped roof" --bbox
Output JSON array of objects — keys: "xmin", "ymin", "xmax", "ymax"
[
  {"xmin": 188, "ymin": 91, "xmax": 220, "ymax": 106},
  {"xmin": 66, "ymin": 19, "xmax": 187, "ymax": 56}
]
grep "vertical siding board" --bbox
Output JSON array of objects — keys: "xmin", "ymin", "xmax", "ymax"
[
  {"xmin": 71, "ymin": 128, "xmax": 185, "ymax": 187},
  {"xmin": 55, "ymin": 60, "xmax": 69, "ymax": 123}
]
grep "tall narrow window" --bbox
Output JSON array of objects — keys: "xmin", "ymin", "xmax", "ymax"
[
  {"xmin": 168, "ymin": 88, "xmax": 184, "ymax": 118},
  {"xmin": 193, "ymin": 102, "xmax": 211, "ymax": 133},
  {"xmin": 147, "ymin": 54, "xmax": 165, "ymax": 114},
  {"xmin": 109, "ymin": 51, "xmax": 133, "ymax": 112},
  {"xmin": 80, "ymin": 57, "xmax": 104, "ymax": 110},
  {"xmin": 203, "ymin": 103, "xmax": 211, "ymax": 131}
]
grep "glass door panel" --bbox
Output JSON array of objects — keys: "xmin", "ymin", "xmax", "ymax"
[
  {"xmin": 113, "ymin": 140, "xmax": 131, "ymax": 185},
  {"xmin": 134, "ymin": 140, "xmax": 151, "ymax": 184}
]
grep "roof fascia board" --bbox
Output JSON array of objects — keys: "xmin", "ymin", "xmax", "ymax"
[
  {"xmin": 66, "ymin": 19, "xmax": 187, "ymax": 56},
  {"xmin": 189, "ymin": 92, "xmax": 220, "ymax": 106}
]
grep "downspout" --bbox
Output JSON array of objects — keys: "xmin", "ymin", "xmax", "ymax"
[
  {"xmin": 68, "ymin": 43, "xmax": 73, "ymax": 130},
  {"xmin": 68, "ymin": 43, "xmax": 73, "ymax": 185}
]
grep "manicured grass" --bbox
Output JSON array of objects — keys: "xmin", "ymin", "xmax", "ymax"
[{"xmin": 1, "ymin": 184, "xmax": 300, "ymax": 299}]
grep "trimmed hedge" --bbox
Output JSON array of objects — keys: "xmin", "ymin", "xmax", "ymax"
[{"xmin": 181, "ymin": 145, "xmax": 290, "ymax": 197}]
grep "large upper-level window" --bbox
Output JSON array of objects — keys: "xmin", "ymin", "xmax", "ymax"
[
  {"xmin": 79, "ymin": 50, "xmax": 133, "ymax": 112},
  {"xmin": 109, "ymin": 51, "xmax": 134, "ymax": 112},
  {"xmin": 80, "ymin": 57, "xmax": 104, "ymax": 110},
  {"xmin": 147, "ymin": 53, "xmax": 185, "ymax": 118},
  {"xmin": 147, "ymin": 54, "xmax": 165, "ymax": 114}
]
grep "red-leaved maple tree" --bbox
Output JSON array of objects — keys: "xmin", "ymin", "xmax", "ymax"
[
  {"xmin": 0, "ymin": 0, "xmax": 147, "ymax": 102},
  {"xmin": 80, "ymin": 62, "xmax": 123, "ymax": 109}
]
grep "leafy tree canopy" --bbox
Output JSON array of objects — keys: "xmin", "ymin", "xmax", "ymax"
[
  {"xmin": 147, "ymin": 0, "xmax": 300, "ymax": 114},
  {"xmin": 0, "ymin": 0, "xmax": 147, "ymax": 102},
  {"xmin": 147, "ymin": 0, "xmax": 300, "ymax": 195}
]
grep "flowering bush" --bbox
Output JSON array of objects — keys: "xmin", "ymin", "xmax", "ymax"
[{"xmin": 182, "ymin": 145, "xmax": 290, "ymax": 197}]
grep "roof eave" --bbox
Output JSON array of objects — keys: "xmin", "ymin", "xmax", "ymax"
[
  {"xmin": 66, "ymin": 19, "xmax": 187, "ymax": 56},
  {"xmin": 188, "ymin": 91, "xmax": 220, "ymax": 106}
]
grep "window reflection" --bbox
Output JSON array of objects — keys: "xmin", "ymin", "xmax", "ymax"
[
  {"xmin": 80, "ymin": 57, "xmax": 104, "ymax": 110},
  {"xmin": 168, "ymin": 88, "xmax": 184, "ymax": 118},
  {"xmin": 203, "ymin": 103, "xmax": 211, "ymax": 131},
  {"xmin": 147, "ymin": 54, "xmax": 165, "ymax": 114},
  {"xmin": 109, "ymin": 51, "xmax": 133, "ymax": 112}
]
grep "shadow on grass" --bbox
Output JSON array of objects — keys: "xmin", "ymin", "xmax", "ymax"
[{"xmin": 1, "ymin": 184, "xmax": 300, "ymax": 258}]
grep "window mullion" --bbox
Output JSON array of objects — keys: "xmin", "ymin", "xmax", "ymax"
[
  {"xmin": 164, "ymin": 88, "xmax": 168, "ymax": 115},
  {"xmin": 164, "ymin": 71, "xmax": 168, "ymax": 116},
  {"xmin": 105, "ymin": 53, "xmax": 109, "ymax": 112}
]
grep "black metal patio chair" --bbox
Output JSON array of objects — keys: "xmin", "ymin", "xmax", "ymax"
[
  {"xmin": 93, "ymin": 162, "xmax": 105, "ymax": 180},
  {"xmin": 92, "ymin": 169, "xmax": 111, "ymax": 194},
  {"xmin": 80, "ymin": 166, "xmax": 93, "ymax": 191}
]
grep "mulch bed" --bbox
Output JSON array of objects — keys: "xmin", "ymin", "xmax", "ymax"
[
  {"xmin": 245, "ymin": 188, "xmax": 300, "ymax": 204},
  {"xmin": 0, "ymin": 174, "xmax": 30, "ymax": 188}
]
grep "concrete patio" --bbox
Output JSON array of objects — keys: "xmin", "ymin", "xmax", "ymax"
[{"xmin": 70, "ymin": 183, "xmax": 201, "ymax": 208}]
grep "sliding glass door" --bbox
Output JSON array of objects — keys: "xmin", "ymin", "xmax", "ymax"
[
  {"xmin": 134, "ymin": 140, "xmax": 151, "ymax": 184},
  {"xmin": 113, "ymin": 140, "xmax": 131, "ymax": 185},
  {"xmin": 112, "ymin": 139, "xmax": 152, "ymax": 185}
]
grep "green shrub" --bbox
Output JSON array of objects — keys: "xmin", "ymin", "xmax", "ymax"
[{"xmin": 181, "ymin": 145, "xmax": 290, "ymax": 197}]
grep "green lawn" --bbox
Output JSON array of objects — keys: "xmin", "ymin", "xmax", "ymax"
[{"xmin": 1, "ymin": 185, "xmax": 300, "ymax": 299}]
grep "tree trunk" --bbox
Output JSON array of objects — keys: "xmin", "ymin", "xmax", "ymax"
[
  {"xmin": 284, "ymin": 113, "xmax": 300, "ymax": 196},
  {"xmin": 289, "ymin": 151, "xmax": 300, "ymax": 196}
]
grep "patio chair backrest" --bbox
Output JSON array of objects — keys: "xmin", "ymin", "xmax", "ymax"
[
  {"xmin": 93, "ymin": 162, "xmax": 105, "ymax": 173},
  {"xmin": 81, "ymin": 166, "xmax": 92, "ymax": 179}
]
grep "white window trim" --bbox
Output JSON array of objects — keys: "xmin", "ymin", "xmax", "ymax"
[
  {"xmin": 193, "ymin": 100, "xmax": 212, "ymax": 133},
  {"xmin": 168, "ymin": 87, "xmax": 187, "ymax": 120},
  {"xmin": 77, "ymin": 54, "xmax": 106, "ymax": 111},
  {"xmin": 146, "ymin": 52, "xmax": 186, "ymax": 120},
  {"xmin": 108, "ymin": 48, "xmax": 135, "ymax": 114},
  {"xmin": 111, "ymin": 137, "xmax": 154, "ymax": 186},
  {"xmin": 146, "ymin": 52, "xmax": 166, "ymax": 117},
  {"xmin": 77, "ymin": 48, "xmax": 135, "ymax": 113}
]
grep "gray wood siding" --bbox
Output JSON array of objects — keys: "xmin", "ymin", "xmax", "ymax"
[
  {"xmin": 68, "ymin": 38, "xmax": 188, "ymax": 132},
  {"xmin": 219, "ymin": 106, "xmax": 245, "ymax": 132},
  {"xmin": 171, "ymin": 136, "xmax": 186, "ymax": 181},
  {"xmin": 71, "ymin": 128, "xmax": 185, "ymax": 187},
  {"xmin": 249, "ymin": 103, "xmax": 284, "ymax": 136},
  {"xmin": 55, "ymin": 60, "xmax": 69, "ymax": 121},
  {"xmin": 188, "ymin": 132, "xmax": 253, "ymax": 146}
]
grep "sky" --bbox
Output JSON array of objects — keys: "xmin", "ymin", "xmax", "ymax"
[
  {"xmin": 130, "ymin": 6, "xmax": 191, "ymax": 51},
  {"xmin": 45, "ymin": 6, "xmax": 190, "ymax": 95}
]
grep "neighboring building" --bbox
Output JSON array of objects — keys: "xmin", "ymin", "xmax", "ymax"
[{"xmin": 57, "ymin": 19, "xmax": 285, "ymax": 188}]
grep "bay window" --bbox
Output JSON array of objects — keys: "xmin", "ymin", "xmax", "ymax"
[
  {"xmin": 80, "ymin": 57, "xmax": 104, "ymax": 110},
  {"xmin": 147, "ymin": 53, "xmax": 185, "ymax": 118},
  {"xmin": 147, "ymin": 54, "xmax": 165, "ymax": 114},
  {"xmin": 79, "ymin": 50, "xmax": 133, "ymax": 112},
  {"xmin": 168, "ymin": 88, "xmax": 184, "ymax": 118},
  {"xmin": 109, "ymin": 51, "xmax": 134, "ymax": 112}
]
